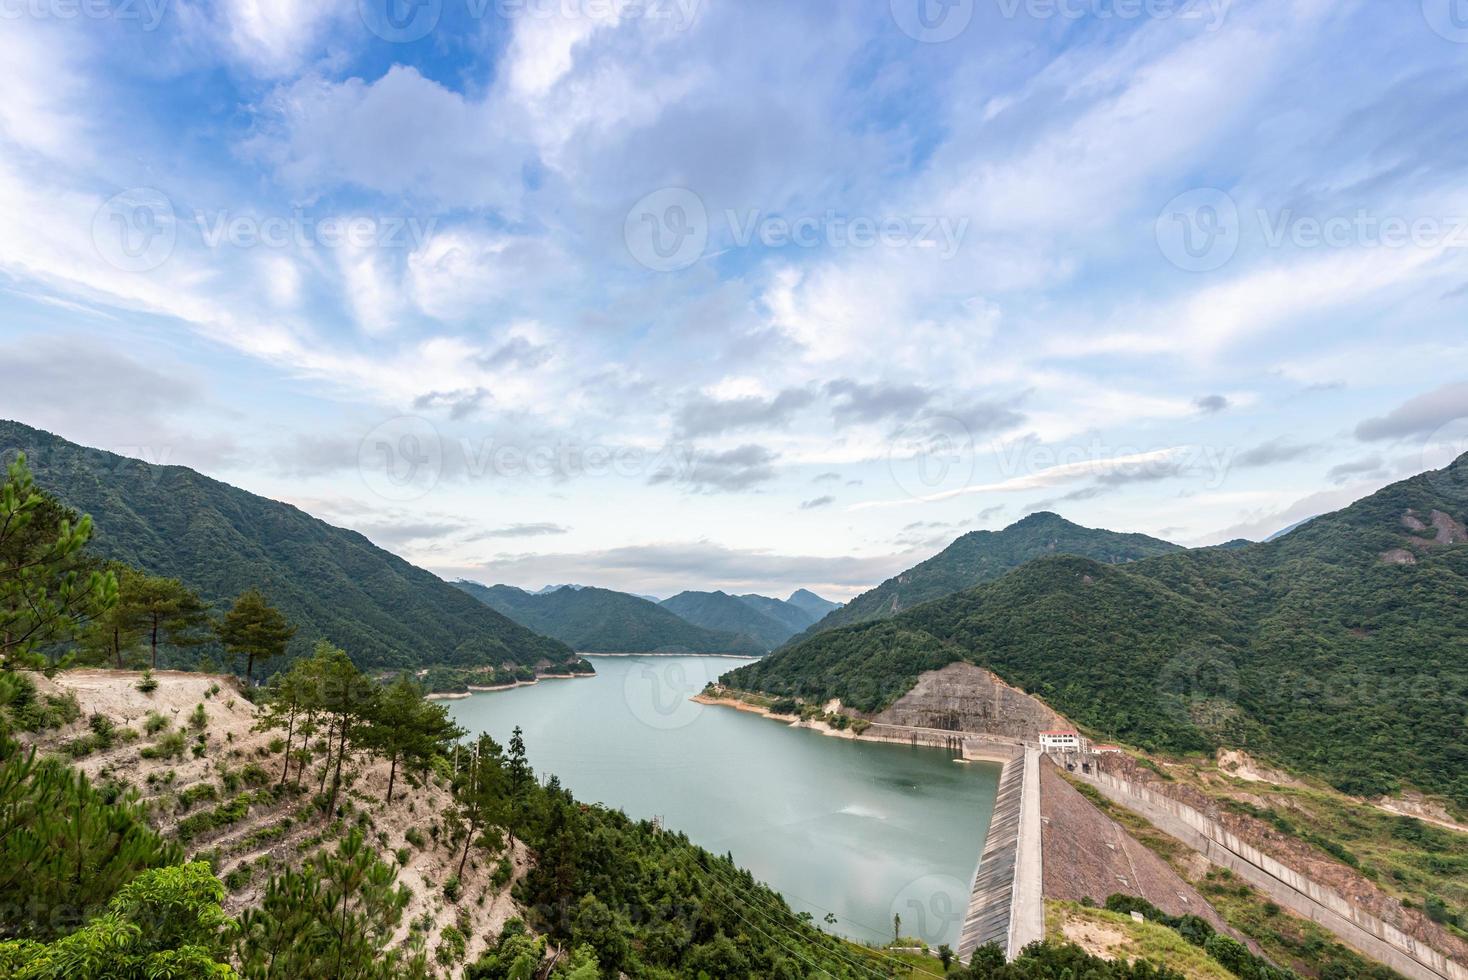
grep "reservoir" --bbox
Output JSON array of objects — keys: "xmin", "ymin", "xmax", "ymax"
[{"xmin": 444, "ymin": 654, "xmax": 1001, "ymax": 948}]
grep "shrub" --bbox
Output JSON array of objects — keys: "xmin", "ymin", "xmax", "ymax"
[
  {"xmin": 136, "ymin": 669, "xmax": 158, "ymax": 694},
  {"xmin": 405, "ymin": 827, "xmax": 425, "ymax": 849},
  {"xmin": 188, "ymin": 703, "xmax": 208, "ymax": 731},
  {"xmin": 141, "ymin": 731, "xmax": 187, "ymax": 760},
  {"xmin": 443, "ymin": 876, "xmax": 461, "ymax": 902},
  {"xmin": 143, "ymin": 711, "xmax": 169, "ymax": 735}
]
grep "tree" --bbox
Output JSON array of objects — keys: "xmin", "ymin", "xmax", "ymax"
[
  {"xmin": 303, "ymin": 641, "xmax": 379, "ymax": 816},
  {"xmin": 452, "ymin": 733, "xmax": 510, "ymax": 880},
  {"xmin": 0, "ymin": 739, "xmax": 181, "ymax": 941},
  {"xmin": 0, "ymin": 862, "xmax": 235, "ymax": 979},
  {"xmin": 234, "ymin": 828, "xmax": 427, "ymax": 979},
  {"xmin": 893, "ymin": 912, "xmax": 901, "ymax": 944},
  {"xmin": 939, "ymin": 944, "xmax": 955, "ymax": 970},
  {"xmin": 361, "ymin": 675, "xmax": 462, "ymax": 805},
  {"xmin": 77, "ymin": 564, "xmax": 146, "ymax": 669},
  {"xmin": 0, "ymin": 455, "xmax": 116, "ymax": 669},
  {"xmin": 259, "ymin": 660, "xmax": 312, "ymax": 789},
  {"xmin": 217, "ymin": 590, "xmax": 295, "ymax": 685},
  {"xmin": 116, "ymin": 574, "xmax": 211, "ymax": 669}
]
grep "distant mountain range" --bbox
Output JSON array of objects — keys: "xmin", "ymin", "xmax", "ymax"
[
  {"xmin": 660, "ymin": 590, "xmax": 826, "ymax": 650},
  {"xmin": 1, "ymin": 420, "xmax": 579, "ymax": 673},
  {"xmin": 454, "ymin": 582, "xmax": 767, "ymax": 655},
  {"xmin": 799, "ymin": 511, "xmax": 1182, "ymax": 637},
  {"xmin": 785, "ymin": 588, "xmax": 842, "ymax": 619},
  {"xmin": 727, "ymin": 456, "xmax": 1468, "ymax": 807}
]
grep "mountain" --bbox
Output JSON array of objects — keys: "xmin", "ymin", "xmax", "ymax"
[
  {"xmin": 659, "ymin": 590, "xmax": 809, "ymax": 651},
  {"xmin": 801, "ymin": 511, "xmax": 1182, "ymax": 636},
  {"xmin": 726, "ymin": 456, "xmax": 1468, "ymax": 806},
  {"xmin": 785, "ymin": 588, "xmax": 842, "ymax": 619},
  {"xmin": 1265, "ymin": 517, "xmax": 1316, "ymax": 541},
  {"xmin": 1, "ymin": 420, "xmax": 579, "ymax": 673},
  {"xmin": 455, "ymin": 581, "xmax": 766, "ymax": 655},
  {"xmin": 734, "ymin": 593, "xmax": 821, "ymax": 636}
]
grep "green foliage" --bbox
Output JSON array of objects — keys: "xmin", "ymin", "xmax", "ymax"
[
  {"xmin": 0, "ymin": 674, "xmax": 79, "ymax": 734},
  {"xmin": 359, "ymin": 674, "xmax": 463, "ymax": 804},
  {"xmin": 4, "ymin": 420, "xmax": 577, "ymax": 673},
  {"xmin": 0, "ymin": 454, "xmax": 117, "ymax": 670},
  {"xmin": 659, "ymin": 589, "xmax": 804, "ymax": 650},
  {"xmin": 234, "ymin": 827, "xmax": 427, "ymax": 979},
  {"xmin": 115, "ymin": 573, "xmax": 212, "ymax": 670},
  {"xmin": 0, "ymin": 862, "xmax": 235, "ymax": 978},
  {"xmin": 457, "ymin": 580, "xmax": 767, "ymax": 654},
  {"xmin": 216, "ymin": 589, "xmax": 295, "ymax": 683},
  {"xmin": 946, "ymin": 939, "xmax": 1187, "ymax": 979},
  {"xmin": 141, "ymin": 730, "xmax": 187, "ymax": 760},
  {"xmin": 0, "ymin": 741, "xmax": 181, "ymax": 940},
  {"xmin": 731, "ymin": 461, "xmax": 1468, "ymax": 804},
  {"xmin": 808, "ymin": 511, "xmax": 1181, "ymax": 636}
]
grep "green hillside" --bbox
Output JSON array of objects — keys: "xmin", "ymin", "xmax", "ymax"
[
  {"xmin": 802, "ymin": 511, "xmax": 1182, "ymax": 636},
  {"xmin": 736, "ymin": 593, "xmax": 820, "ymax": 635},
  {"xmin": 786, "ymin": 588, "xmax": 842, "ymax": 620},
  {"xmin": 0, "ymin": 420, "xmax": 579, "ymax": 673},
  {"xmin": 660, "ymin": 590, "xmax": 805, "ymax": 651},
  {"xmin": 456, "ymin": 582, "xmax": 766, "ymax": 655},
  {"xmin": 728, "ymin": 458, "xmax": 1468, "ymax": 806}
]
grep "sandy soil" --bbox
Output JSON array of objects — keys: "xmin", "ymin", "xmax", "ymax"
[{"xmin": 23, "ymin": 669, "xmax": 528, "ymax": 973}]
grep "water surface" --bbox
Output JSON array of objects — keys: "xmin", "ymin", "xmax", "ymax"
[{"xmin": 444, "ymin": 654, "xmax": 999, "ymax": 947}]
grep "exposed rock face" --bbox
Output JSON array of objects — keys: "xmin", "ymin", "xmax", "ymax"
[{"xmin": 870, "ymin": 661, "xmax": 1070, "ymax": 739}]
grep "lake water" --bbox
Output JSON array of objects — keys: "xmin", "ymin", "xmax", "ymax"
[{"xmin": 443, "ymin": 654, "xmax": 1001, "ymax": 948}]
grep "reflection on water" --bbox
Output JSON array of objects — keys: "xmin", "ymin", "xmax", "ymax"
[{"xmin": 444, "ymin": 654, "xmax": 1000, "ymax": 947}]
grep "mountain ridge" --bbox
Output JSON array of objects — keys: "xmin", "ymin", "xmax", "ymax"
[
  {"xmin": 727, "ymin": 457, "xmax": 1468, "ymax": 806},
  {"xmin": 797, "ymin": 510, "xmax": 1183, "ymax": 638},
  {"xmin": 455, "ymin": 581, "xmax": 766, "ymax": 655},
  {"xmin": 0, "ymin": 419, "xmax": 579, "ymax": 673}
]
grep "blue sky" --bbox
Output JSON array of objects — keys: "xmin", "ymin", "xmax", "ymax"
[{"xmin": 2, "ymin": 0, "xmax": 1467, "ymax": 599}]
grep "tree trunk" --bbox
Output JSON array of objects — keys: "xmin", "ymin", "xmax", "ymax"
[
  {"xmin": 246, "ymin": 652, "xmax": 255, "ymax": 686},
  {"xmin": 279, "ymin": 704, "xmax": 296, "ymax": 788},
  {"xmin": 318, "ymin": 717, "xmax": 336, "ymax": 796},
  {"xmin": 458, "ymin": 818, "xmax": 477, "ymax": 879},
  {"xmin": 113, "ymin": 626, "xmax": 122, "ymax": 670},
  {"xmin": 386, "ymin": 748, "xmax": 399, "ymax": 804},
  {"xmin": 149, "ymin": 614, "xmax": 159, "ymax": 669},
  {"xmin": 327, "ymin": 714, "xmax": 349, "ymax": 815}
]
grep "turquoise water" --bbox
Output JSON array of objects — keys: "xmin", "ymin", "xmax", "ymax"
[{"xmin": 443, "ymin": 654, "xmax": 1000, "ymax": 947}]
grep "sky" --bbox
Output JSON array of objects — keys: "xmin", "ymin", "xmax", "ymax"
[{"xmin": 2, "ymin": 0, "xmax": 1468, "ymax": 601}]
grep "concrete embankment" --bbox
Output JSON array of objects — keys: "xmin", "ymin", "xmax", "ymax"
[
  {"xmin": 1076, "ymin": 768, "xmax": 1466, "ymax": 980},
  {"xmin": 958, "ymin": 745, "xmax": 1043, "ymax": 961}
]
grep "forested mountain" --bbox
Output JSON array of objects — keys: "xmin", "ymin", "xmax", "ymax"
[
  {"xmin": 801, "ymin": 511, "xmax": 1182, "ymax": 636},
  {"xmin": 0, "ymin": 421, "xmax": 578, "ymax": 672},
  {"xmin": 660, "ymin": 590, "xmax": 809, "ymax": 650},
  {"xmin": 786, "ymin": 588, "xmax": 842, "ymax": 619},
  {"xmin": 728, "ymin": 456, "xmax": 1468, "ymax": 807},
  {"xmin": 455, "ymin": 581, "xmax": 766, "ymax": 655},
  {"xmin": 734, "ymin": 593, "xmax": 821, "ymax": 635}
]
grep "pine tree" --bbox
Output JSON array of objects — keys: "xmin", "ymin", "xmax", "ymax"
[
  {"xmin": 0, "ymin": 455, "xmax": 116, "ymax": 669},
  {"xmin": 0, "ymin": 739, "xmax": 181, "ymax": 940},
  {"xmin": 216, "ymin": 589, "xmax": 294, "ymax": 684},
  {"xmin": 361, "ymin": 676, "xmax": 462, "ymax": 805},
  {"xmin": 452, "ymin": 734, "xmax": 509, "ymax": 880},
  {"xmin": 115, "ymin": 574, "xmax": 211, "ymax": 669}
]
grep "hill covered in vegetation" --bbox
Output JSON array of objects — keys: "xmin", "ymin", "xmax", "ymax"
[
  {"xmin": 802, "ymin": 512, "xmax": 1182, "ymax": 637},
  {"xmin": 659, "ymin": 590, "xmax": 813, "ymax": 650},
  {"xmin": 0, "ymin": 421, "xmax": 579, "ymax": 673},
  {"xmin": 453, "ymin": 582, "xmax": 766, "ymax": 655},
  {"xmin": 728, "ymin": 458, "xmax": 1468, "ymax": 807}
]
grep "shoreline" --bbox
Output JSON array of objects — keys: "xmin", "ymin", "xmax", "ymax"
[
  {"xmin": 693, "ymin": 693, "xmax": 1017, "ymax": 762},
  {"xmin": 426, "ymin": 672, "xmax": 594, "ymax": 700},
  {"xmin": 579, "ymin": 651, "xmax": 763, "ymax": 659}
]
